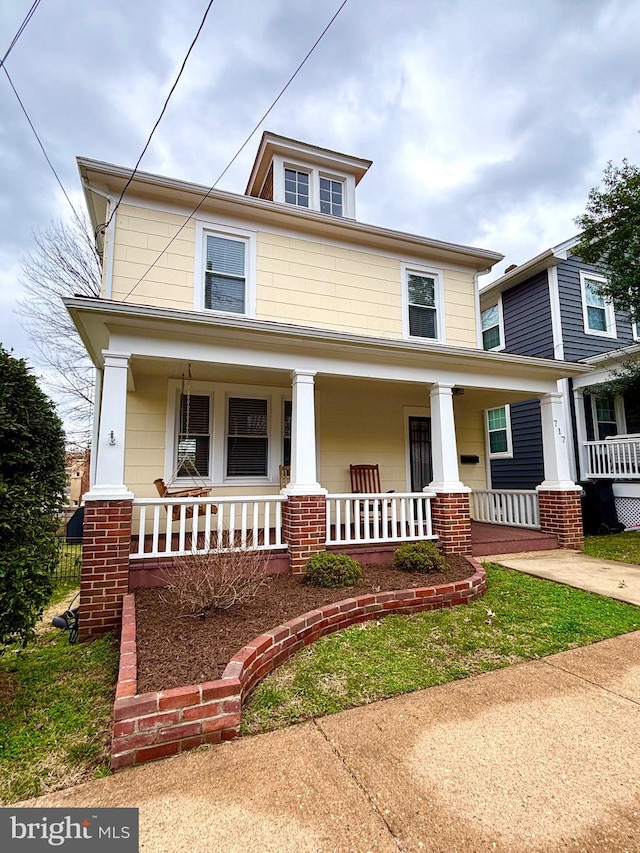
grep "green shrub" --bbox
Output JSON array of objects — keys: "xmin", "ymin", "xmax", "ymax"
[
  {"xmin": 393, "ymin": 540, "xmax": 446, "ymax": 573},
  {"xmin": 304, "ymin": 553, "xmax": 362, "ymax": 588}
]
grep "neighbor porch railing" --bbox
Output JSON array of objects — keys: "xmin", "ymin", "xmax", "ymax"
[
  {"xmin": 131, "ymin": 495, "xmax": 287, "ymax": 559},
  {"xmin": 471, "ymin": 489, "xmax": 540, "ymax": 529},
  {"xmin": 326, "ymin": 492, "xmax": 437, "ymax": 546},
  {"xmin": 584, "ymin": 437, "xmax": 640, "ymax": 479}
]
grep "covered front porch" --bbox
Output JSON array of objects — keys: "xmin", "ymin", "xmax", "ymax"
[{"xmin": 65, "ymin": 297, "xmax": 591, "ymax": 636}]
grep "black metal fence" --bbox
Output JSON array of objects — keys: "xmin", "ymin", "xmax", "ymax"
[{"xmin": 55, "ymin": 536, "xmax": 82, "ymax": 587}]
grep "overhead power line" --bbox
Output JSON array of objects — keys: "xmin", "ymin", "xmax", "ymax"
[
  {"xmin": 121, "ymin": 0, "xmax": 349, "ymax": 303},
  {"xmin": 0, "ymin": 0, "xmax": 43, "ymax": 70},
  {"xmin": 3, "ymin": 66, "xmax": 95, "ymax": 250},
  {"xmin": 101, "ymin": 0, "xmax": 217, "ymax": 234}
]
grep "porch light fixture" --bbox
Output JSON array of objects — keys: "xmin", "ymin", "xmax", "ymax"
[{"xmin": 452, "ymin": 387, "xmax": 465, "ymax": 396}]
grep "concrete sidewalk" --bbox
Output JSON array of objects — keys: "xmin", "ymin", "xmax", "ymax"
[
  {"xmin": 15, "ymin": 631, "xmax": 640, "ymax": 852},
  {"xmin": 485, "ymin": 548, "xmax": 640, "ymax": 606}
]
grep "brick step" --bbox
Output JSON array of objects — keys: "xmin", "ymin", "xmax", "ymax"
[{"xmin": 472, "ymin": 534, "xmax": 559, "ymax": 557}]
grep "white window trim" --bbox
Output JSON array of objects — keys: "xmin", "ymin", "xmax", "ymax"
[
  {"xmin": 579, "ymin": 271, "xmax": 617, "ymax": 338},
  {"xmin": 480, "ymin": 296, "xmax": 505, "ymax": 351},
  {"xmin": 165, "ymin": 379, "xmax": 289, "ymax": 486},
  {"xmin": 271, "ymin": 154, "xmax": 356, "ymax": 217},
  {"xmin": 486, "ymin": 404, "xmax": 513, "ymax": 460},
  {"xmin": 633, "ymin": 320, "xmax": 640, "ymax": 341},
  {"xmin": 401, "ymin": 262, "xmax": 446, "ymax": 344},
  {"xmin": 194, "ymin": 222, "xmax": 257, "ymax": 318}
]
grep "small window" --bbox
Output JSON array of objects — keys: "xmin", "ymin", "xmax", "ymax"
[
  {"xmin": 481, "ymin": 304, "xmax": 502, "ymax": 350},
  {"xmin": 580, "ymin": 272, "xmax": 616, "ymax": 337},
  {"xmin": 594, "ymin": 396, "xmax": 617, "ymax": 439},
  {"xmin": 319, "ymin": 176, "xmax": 343, "ymax": 216},
  {"xmin": 633, "ymin": 321, "xmax": 640, "ymax": 341},
  {"xmin": 227, "ymin": 397, "xmax": 268, "ymax": 477},
  {"xmin": 487, "ymin": 406, "xmax": 512, "ymax": 457},
  {"xmin": 176, "ymin": 394, "xmax": 210, "ymax": 477},
  {"xmin": 407, "ymin": 272, "xmax": 438, "ymax": 339},
  {"xmin": 284, "ymin": 168, "xmax": 309, "ymax": 207},
  {"xmin": 205, "ymin": 235, "xmax": 246, "ymax": 314}
]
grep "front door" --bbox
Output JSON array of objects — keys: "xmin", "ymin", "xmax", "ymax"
[{"xmin": 409, "ymin": 417, "xmax": 432, "ymax": 491}]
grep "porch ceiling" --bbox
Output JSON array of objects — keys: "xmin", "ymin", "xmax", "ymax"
[{"xmin": 65, "ymin": 297, "xmax": 592, "ymax": 396}]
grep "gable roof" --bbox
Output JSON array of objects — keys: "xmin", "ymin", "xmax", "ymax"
[{"xmin": 480, "ymin": 235, "xmax": 582, "ymax": 299}]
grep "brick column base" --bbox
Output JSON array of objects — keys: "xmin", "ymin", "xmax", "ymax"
[
  {"xmin": 432, "ymin": 491, "xmax": 472, "ymax": 555},
  {"xmin": 80, "ymin": 499, "xmax": 133, "ymax": 640},
  {"xmin": 282, "ymin": 494, "xmax": 327, "ymax": 575},
  {"xmin": 538, "ymin": 489, "xmax": 584, "ymax": 550}
]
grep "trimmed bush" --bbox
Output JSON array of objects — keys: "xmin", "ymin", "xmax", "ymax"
[
  {"xmin": 305, "ymin": 553, "xmax": 362, "ymax": 588},
  {"xmin": 393, "ymin": 540, "xmax": 446, "ymax": 573}
]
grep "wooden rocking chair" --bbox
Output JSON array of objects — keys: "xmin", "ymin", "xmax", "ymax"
[
  {"xmin": 349, "ymin": 464, "xmax": 394, "ymax": 494},
  {"xmin": 153, "ymin": 478, "xmax": 216, "ymax": 521}
]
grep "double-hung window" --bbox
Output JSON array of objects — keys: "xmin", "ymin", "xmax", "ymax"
[
  {"xmin": 205, "ymin": 234, "xmax": 246, "ymax": 315},
  {"xmin": 481, "ymin": 304, "xmax": 502, "ymax": 350},
  {"xmin": 319, "ymin": 176, "xmax": 343, "ymax": 216},
  {"xmin": 176, "ymin": 394, "xmax": 211, "ymax": 478},
  {"xmin": 486, "ymin": 406, "xmax": 512, "ymax": 457},
  {"xmin": 226, "ymin": 397, "xmax": 268, "ymax": 477},
  {"xmin": 594, "ymin": 396, "xmax": 618, "ymax": 439},
  {"xmin": 284, "ymin": 168, "xmax": 310, "ymax": 207},
  {"xmin": 406, "ymin": 270, "xmax": 439, "ymax": 340},
  {"xmin": 580, "ymin": 272, "xmax": 616, "ymax": 337}
]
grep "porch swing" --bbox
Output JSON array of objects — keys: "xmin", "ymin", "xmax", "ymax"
[{"xmin": 154, "ymin": 367, "xmax": 216, "ymax": 520}]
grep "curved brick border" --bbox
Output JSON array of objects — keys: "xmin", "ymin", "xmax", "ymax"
[{"xmin": 111, "ymin": 557, "xmax": 487, "ymax": 770}]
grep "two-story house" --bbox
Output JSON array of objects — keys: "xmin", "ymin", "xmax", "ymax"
[
  {"xmin": 479, "ymin": 236, "xmax": 640, "ymax": 531},
  {"xmin": 68, "ymin": 133, "xmax": 590, "ymax": 638}
]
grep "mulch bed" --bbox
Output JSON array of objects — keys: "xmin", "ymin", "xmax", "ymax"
[{"xmin": 135, "ymin": 555, "xmax": 474, "ymax": 694}]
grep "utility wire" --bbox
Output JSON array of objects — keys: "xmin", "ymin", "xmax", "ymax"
[
  {"xmin": 121, "ymin": 0, "xmax": 349, "ymax": 303},
  {"xmin": 101, "ymin": 0, "xmax": 217, "ymax": 235},
  {"xmin": 0, "ymin": 0, "xmax": 43, "ymax": 70},
  {"xmin": 3, "ymin": 65, "xmax": 95, "ymax": 251}
]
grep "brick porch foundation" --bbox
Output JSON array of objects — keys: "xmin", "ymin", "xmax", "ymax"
[
  {"xmin": 80, "ymin": 499, "xmax": 133, "ymax": 640},
  {"xmin": 431, "ymin": 491, "xmax": 472, "ymax": 555},
  {"xmin": 537, "ymin": 489, "xmax": 584, "ymax": 550},
  {"xmin": 282, "ymin": 494, "xmax": 327, "ymax": 574}
]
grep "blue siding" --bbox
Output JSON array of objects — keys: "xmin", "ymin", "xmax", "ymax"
[
  {"xmin": 502, "ymin": 271, "xmax": 554, "ymax": 358},
  {"xmin": 490, "ymin": 400, "xmax": 545, "ymax": 490},
  {"xmin": 558, "ymin": 255, "xmax": 635, "ymax": 362}
]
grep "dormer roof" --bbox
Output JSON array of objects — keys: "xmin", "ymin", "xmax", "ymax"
[{"xmin": 245, "ymin": 132, "xmax": 372, "ymax": 199}]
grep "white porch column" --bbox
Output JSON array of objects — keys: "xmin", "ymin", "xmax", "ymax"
[
  {"xmin": 84, "ymin": 350, "xmax": 133, "ymax": 501},
  {"xmin": 573, "ymin": 387, "xmax": 588, "ymax": 481},
  {"xmin": 428, "ymin": 383, "xmax": 468, "ymax": 492},
  {"xmin": 538, "ymin": 392, "xmax": 580, "ymax": 490},
  {"xmin": 285, "ymin": 369, "xmax": 325, "ymax": 495}
]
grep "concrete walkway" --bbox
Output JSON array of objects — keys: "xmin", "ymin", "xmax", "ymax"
[
  {"xmin": 485, "ymin": 548, "xmax": 640, "ymax": 606},
  {"xmin": 15, "ymin": 631, "xmax": 640, "ymax": 852}
]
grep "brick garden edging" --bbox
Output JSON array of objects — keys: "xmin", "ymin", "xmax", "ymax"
[{"xmin": 111, "ymin": 557, "xmax": 487, "ymax": 770}]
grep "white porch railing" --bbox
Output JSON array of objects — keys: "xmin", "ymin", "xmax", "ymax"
[
  {"xmin": 471, "ymin": 490, "xmax": 540, "ymax": 529},
  {"xmin": 131, "ymin": 495, "xmax": 286, "ymax": 559},
  {"xmin": 326, "ymin": 492, "xmax": 437, "ymax": 546},
  {"xmin": 584, "ymin": 437, "xmax": 640, "ymax": 479}
]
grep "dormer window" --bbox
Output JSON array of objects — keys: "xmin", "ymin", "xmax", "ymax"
[
  {"xmin": 284, "ymin": 168, "xmax": 310, "ymax": 208},
  {"xmin": 320, "ymin": 176, "xmax": 343, "ymax": 216},
  {"xmin": 245, "ymin": 132, "xmax": 371, "ymax": 220}
]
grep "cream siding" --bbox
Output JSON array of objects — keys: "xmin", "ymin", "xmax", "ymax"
[
  {"xmin": 108, "ymin": 201, "xmax": 479, "ymax": 346},
  {"xmin": 110, "ymin": 204, "xmax": 195, "ymax": 309}
]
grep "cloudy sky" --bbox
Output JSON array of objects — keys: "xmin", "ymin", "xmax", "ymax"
[{"xmin": 1, "ymin": 0, "xmax": 639, "ymax": 398}]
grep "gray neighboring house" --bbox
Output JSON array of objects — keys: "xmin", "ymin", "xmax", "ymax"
[{"xmin": 479, "ymin": 236, "xmax": 640, "ymax": 530}]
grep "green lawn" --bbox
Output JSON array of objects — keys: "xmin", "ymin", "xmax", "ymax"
[
  {"xmin": 242, "ymin": 564, "xmax": 640, "ymax": 734},
  {"xmin": 584, "ymin": 530, "xmax": 640, "ymax": 564},
  {"xmin": 0, "ymin": 627, "xmax": 118, "ymax": 804}
]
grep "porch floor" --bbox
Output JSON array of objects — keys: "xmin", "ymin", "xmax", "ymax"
[{"xmin": 471, "ymin": 522, "xmax": 559, "ymax": 557}]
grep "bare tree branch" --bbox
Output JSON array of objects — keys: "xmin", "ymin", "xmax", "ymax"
[{"xmin": 17, "ymin": 215, "xmax": 102, "ymax": 443}]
